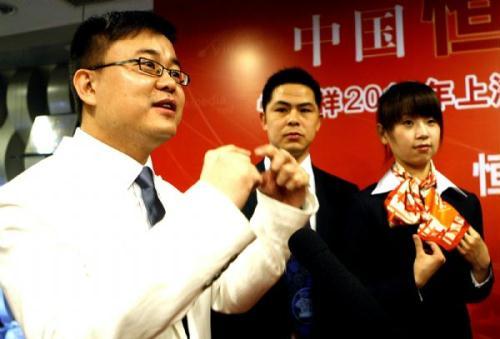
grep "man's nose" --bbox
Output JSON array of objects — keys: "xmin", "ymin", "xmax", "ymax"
[
  {"xmin": 286, "ymin": 109, "xmax": 300, "ymax": 124},
  {"xmin": 155, "ymin": 71, "xmax": 177, "ymax": 92}
]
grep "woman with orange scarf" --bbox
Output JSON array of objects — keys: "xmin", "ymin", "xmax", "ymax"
[{"xmin": 344, "ymin": 81, "xmax": 493, "ymax": 339}]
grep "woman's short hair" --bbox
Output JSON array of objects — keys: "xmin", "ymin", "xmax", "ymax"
[{"xmin": 377, "ymin": 81, "xmax": 443, "ymax": 139}]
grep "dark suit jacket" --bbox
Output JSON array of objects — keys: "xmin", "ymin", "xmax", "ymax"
[
  {"xmin": 344, "ymin": 185, "xmax": 494, "ymax": 339},
  {"xmin": 211, "ymin": 161, "xmax": 358, "ymax": 339}
]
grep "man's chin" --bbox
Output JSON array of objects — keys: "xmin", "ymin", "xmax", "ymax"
[
  {"xmin": 281, "ymin": 143, "xmax": 303, "ymax": 152},
  {"xmin": 151, "ymin": 127, "xmax": 176, "ymax": 145},
  {"xmin": 281, "ymin": 146, "xmax": 305, "ymax": 160}
]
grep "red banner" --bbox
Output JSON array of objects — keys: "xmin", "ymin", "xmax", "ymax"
[{"xmin": 154, "ymin": 1, "xmax": 500, "ymax": 337}]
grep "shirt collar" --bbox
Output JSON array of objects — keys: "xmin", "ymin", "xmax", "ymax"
[
  {"xmin": 371, "ymin": 165, "xmax": 467, "ymax": 197},
  {"xmin": 55, "ymin": 128, "xmax": 153, "ymax": 190}
]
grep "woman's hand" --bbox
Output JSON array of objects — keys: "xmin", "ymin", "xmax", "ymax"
[
  {"xmin": 413, "ymin": 235, "xmax": 446, "ymax": 288},
  {"xmin": 457, "ymin": 226, "xmax": 491, "ymax": 283}
]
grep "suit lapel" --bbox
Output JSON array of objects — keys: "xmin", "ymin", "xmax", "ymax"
[{"xmin": 312, "ymin": 166, "xmax": 326, "ymax": 238}]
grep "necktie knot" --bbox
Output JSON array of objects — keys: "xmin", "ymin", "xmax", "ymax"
[
  {"xmin": 135, "ymin": 167, "xmax": 166, "ymax": 226},
  {"xmin": 136, "ymin": 167, "xmax": 155, "ymax": 190}
]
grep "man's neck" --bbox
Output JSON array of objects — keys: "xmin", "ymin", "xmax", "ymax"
[
  {"xmin": 80, "ymin": 124, "xmax": 151, "ymax": 165},
  {"xmin": 295, "ymin": 151, "xmax": 310, "ymax": 164}
]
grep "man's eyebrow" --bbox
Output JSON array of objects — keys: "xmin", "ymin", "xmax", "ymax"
[
  {"xmin": 297, "ymin": 102, "xmax": 315, "ymax": 107},
  {"xmin": 135, "ymin": 49, "xmax": 182, "ymax": 68},
  {"xmin": 272, "ymin": 100, "xmax": 292, "ymax": 106},
  {"xmin": 272, "ymin": 101, "xmax": 315, "ymax": 107}
]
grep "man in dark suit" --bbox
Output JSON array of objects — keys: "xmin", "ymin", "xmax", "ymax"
[{"xmin": 211, "ymin": 67, "xmax": 359, "ymax": 339}]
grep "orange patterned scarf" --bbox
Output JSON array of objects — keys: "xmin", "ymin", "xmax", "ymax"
[{"xmin": 384, "ymin": 162, "xmax": 469, "ymax": 251}]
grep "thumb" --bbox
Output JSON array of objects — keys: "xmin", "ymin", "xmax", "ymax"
[{"xmin": 413, "ymin": 234, "xmax": 424, "ymax": 254}]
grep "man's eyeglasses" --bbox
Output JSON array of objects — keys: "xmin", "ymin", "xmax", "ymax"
[{"xmin": 88, "ymin": 57, "xmax": 190, "ymax": 86}]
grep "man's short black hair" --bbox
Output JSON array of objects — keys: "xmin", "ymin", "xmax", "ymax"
[
  {"xmin": 261, "ymin": 67, "xmax": 322, "ymax": 111},
  {"xmin": 69, "ymin": 11, "xmax": 176, "ymax": 117}
]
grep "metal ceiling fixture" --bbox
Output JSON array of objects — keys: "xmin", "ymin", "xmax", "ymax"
[{"xmin": 0, "ymin": 2, "xmax": 17, "ymax": 16}]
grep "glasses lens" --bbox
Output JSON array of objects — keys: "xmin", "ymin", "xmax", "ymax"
[
  {"xmin": 139, "ymin": 59, "xmax": 160, "ymax": 76},
  {"xmin": 168, "ymin": 69, "xmax": 182, "ymax": 83},
  {"xmin": 167, "ymin": 70, "xmax": 189, "ymax": 86}
]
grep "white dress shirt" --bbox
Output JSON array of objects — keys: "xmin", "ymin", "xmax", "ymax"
[{"xmin": 0, "ymin": 128, "xmax": 318, "ymax": 339}]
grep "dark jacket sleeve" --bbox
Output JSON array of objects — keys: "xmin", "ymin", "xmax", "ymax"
[
  {"xmin": 461, "ymin": 192, "xmax": 495, "ymax": 302},
  {"xmin": 424, "ymin": 190, "xmax": 495, "ymax": 304}
]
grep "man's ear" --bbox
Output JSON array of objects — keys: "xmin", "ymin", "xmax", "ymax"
[
  {"xmin": 73, "ymin": 69, "xmax": 97, "ymax": 107},
  {"xmin": 315, "ymin": 110, "xmax": 322, "ymax": 132},
  {"xmin": 259, "ymin": 111, "xmax": 267, "ymax": 131},
  {"xmin": 377, "ymin": 123, "xmax": 388, "ymax": 145}
]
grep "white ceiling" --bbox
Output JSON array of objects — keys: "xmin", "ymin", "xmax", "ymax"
[
  {"xmin": 0, "ymin": 0, "xmax": 153, "ymax": 37},
  {"xmin": 0, "ymin": 0, "xmax": 153, "ymax": 69}
]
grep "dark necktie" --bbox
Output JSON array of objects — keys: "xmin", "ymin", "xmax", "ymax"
[
  {"xmin": 285, "ymin": 223, "xmax": 313, "ymax": 338},
  {"xmin": 135, "ymin": 167, "xmax": 166, "ymax": 226}
]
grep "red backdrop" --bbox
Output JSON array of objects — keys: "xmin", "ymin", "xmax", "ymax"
[{"xmin": 153, "ymin": 1, "xmax": 500, "ymax": 337}]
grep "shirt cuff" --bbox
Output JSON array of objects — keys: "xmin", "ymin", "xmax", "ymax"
[
  {"xmin": 250, "ymin": 188, "xmax": 319, "ymax": 245},
  {"xmin": 417, "ymin": 289, "xmax": 424, "ymax": 302},
  {"xmin": 470, "ymin": 265, "xmax": 493, "ymax": 288}
]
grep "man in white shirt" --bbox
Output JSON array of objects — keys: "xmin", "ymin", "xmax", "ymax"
[{"xmin": 0, "ymin": 11, "xmax": 317, "ymax": 339}]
